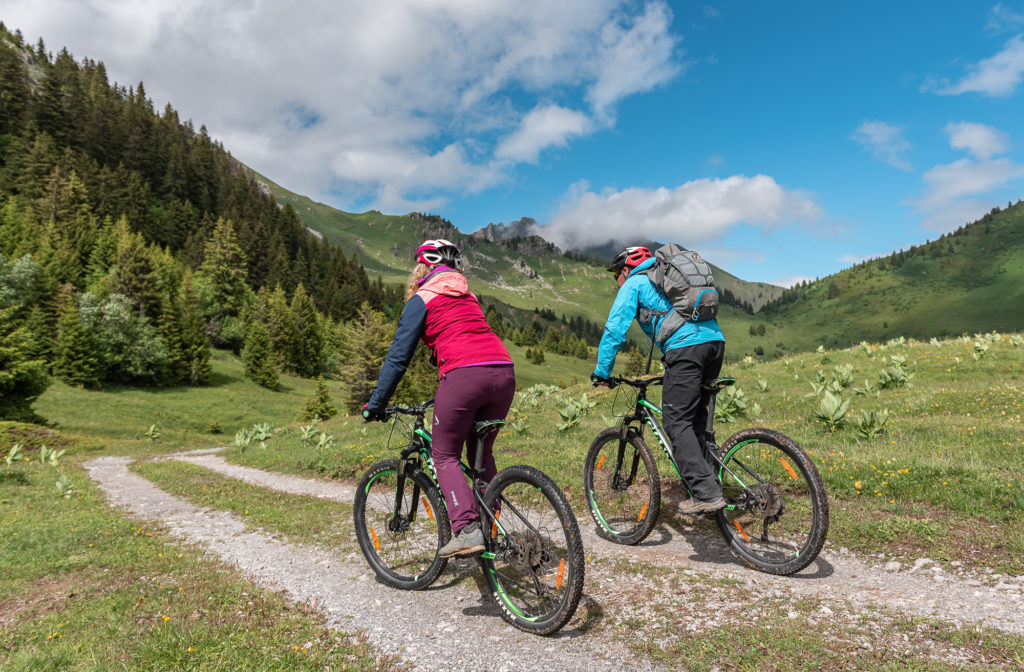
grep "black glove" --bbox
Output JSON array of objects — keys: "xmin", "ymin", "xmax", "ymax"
[
  {"xmin": 590, "ymin": 373, "xmax": 616, "ymax": 388},
  {"xmin": 362, "ymin": 404, "xmax": 386, "ymax": 422}
]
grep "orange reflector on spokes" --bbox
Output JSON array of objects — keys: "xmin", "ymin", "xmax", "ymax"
[
  {"xmin": 491, "ymin": 510, "xmax": 500, "ymax": 539},
  {"xmin": 371, "ymin": 528, "xmax": 382, "ymax": 552},
  {"xmin": 733, "ymin": 520, "xmax": 750, "ymax": 542},
  {"xmin": 596, "ymin": 454, "xmax": 605, "ymax": 471},
  {"xmin": 638, "ymin": 503, "xmax": 648, "ymax": 522},
  {"xmin": 556, "ymin": 559, "xmax": 565, "ymax": 589},
  {"xmin": 421, "ymin": 496, "xmax": 435, "ymax": 521},
  {"xmin": 779, "ymin": 457, "xmax": 798, "ymax": 481}
]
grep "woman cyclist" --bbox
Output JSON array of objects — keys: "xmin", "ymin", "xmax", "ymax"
[{"xmin": 362, "ymin": 239, "xmax": 515, "ymax": 557}]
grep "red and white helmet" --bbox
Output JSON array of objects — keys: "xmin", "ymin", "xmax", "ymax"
[
  {"xmin": 415, "ymin": 238, "xmax": 463, "ymax": 267},
  {"xmin": 607, "ymin": 246, "xmax": 653, "ymax": 275}
]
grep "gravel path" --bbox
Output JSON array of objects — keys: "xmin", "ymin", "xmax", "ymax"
[{"xmin": 84, "ymin": 451, "xmax": 1024, "ymax": 670}]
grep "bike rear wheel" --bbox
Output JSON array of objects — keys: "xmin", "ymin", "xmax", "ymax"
[
  {"xmin": 481, "ymin": 465, "xmax": 585, "ymax": 635},
  {"xmin": 353, "ymin": 459, "xmax": 451, "ymax": 590},
  {"xmin": 583, "ymin": 427, "xmax": 662, "ymax": 545},
  {"xmin": 715, "ymin": 428, "xmax": 828, "ymax": 576}
]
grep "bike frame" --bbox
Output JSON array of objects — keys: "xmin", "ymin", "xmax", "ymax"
[
  {"xmin": 612, "ymin": 379, "xmax": 761, "ymax": 507},
  {"xmin": 388, "ymin": 409, "xmax": 517, "ymax": 553}
]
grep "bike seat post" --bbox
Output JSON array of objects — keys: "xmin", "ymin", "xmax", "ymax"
[
  {"xmin": 704, "ymin": 388, "xmax": 717, "ymax": 440},
  {"xmin": 470, "ymin": 420, "xmax": 505, "ymax": 473}
]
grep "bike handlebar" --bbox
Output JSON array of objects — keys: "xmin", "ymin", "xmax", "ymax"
[
  {"xmin": 384, "ymin": 399, "xmax": 435, "ymax": 419},
  {"xmin": 608, "ymin": 376, "xmax": 663, "ymax": 388}
]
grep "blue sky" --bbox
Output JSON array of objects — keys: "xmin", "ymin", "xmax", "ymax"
[{"xmin": 4, "ymin": 1, "xmax": 1024, "ymax": 285}]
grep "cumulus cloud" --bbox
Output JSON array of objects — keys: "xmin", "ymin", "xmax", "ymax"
[
  {"xmin": 4, "ymin": 0, "xmax": 683, "ymax": 212},
  {"xmin": 535, "ymin": 175, "xmax": 822, "ymax": 250},
  {"xmin": 851, "ymin": 121, "xmax": 912, "ymax": 171},
  {"xmin": 934, "ymin": 34, "xmax": 1024, "ymax": 97},
  {"xmin": 944, "ymin": 121, "xmax": 1010, "ymax": 160},
  {"xmin": 495, "ymin": 105, "xmax": 592, "ymax": 163}
]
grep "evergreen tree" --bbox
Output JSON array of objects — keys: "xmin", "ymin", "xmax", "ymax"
[
  {"xmin": 178, "ymin": 274, "xmax": 210, "ymax": 386},
  {"xmin": 297, "ymin": 375, "xmax": 337, "ymax": 422},
  {"xmin": 337, "ymin": 302, "xmax": 394, "ymax": 413},
  {"xmin": 199, "ymin": 218, "xmax": 249, "ymax": 317},
  {"xmin": 0, "ymin": 305, "xmax": 50, "ymax": 421},
  {"xmin": 52, "ymin": 289, "xmax": 101, "ymax": 388},
  {"xmin": 290, "ymin": 282, "xmax": 323, "ymax": 377},
  {"xmin": 241, "ymin": 321, "xmax": 278, "ymax": 390}
]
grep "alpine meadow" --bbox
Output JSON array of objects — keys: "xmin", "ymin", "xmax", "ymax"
[{"xmin": 2, "ymin": 23, "xmax": 1024, "ymax": 672}]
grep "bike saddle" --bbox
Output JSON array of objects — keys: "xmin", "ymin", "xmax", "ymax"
[
  {"xmin": 705, "ymin": 377, "xmax": 736, "ymax": 392},
  {"xmin": 472, "ymin": 419, "xmax": 506, "ymax": 437}
]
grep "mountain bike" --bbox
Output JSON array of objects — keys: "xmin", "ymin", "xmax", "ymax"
[
  {"xmin": 583, "ymin": 376, "xmax": 828, "ymax": 576},
  {"xmin": 354, "ymin": 400, "xmax": 585, "ymax": 635}
]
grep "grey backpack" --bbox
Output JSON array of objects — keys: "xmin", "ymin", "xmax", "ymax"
[{"xmin": 636, "ymin": 243, "xmax": 719, "ymax": 343}]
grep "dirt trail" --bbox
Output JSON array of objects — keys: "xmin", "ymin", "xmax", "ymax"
[{"xmin": 84, "ymin": 451, "xmax": 1024, "ymax": 670}]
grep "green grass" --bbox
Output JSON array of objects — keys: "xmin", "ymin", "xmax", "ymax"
[
  {"xmin": 10, "ymin": 329, "xmax": 1023, "ymax": 669},
  {"xmin": 0, "ymin": 457, "xmax": 399, "ymax": 671},
  {"xmin": 226, "ymin": 333, "xmax": 1024, "ymax": 573},
  {"xmin": 132, "ymin": 460, "xmax": 358, "ymax": 551}
]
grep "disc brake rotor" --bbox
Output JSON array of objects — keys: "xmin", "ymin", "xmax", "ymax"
[{"xmin": 747, "ymin": 483, "xmax": 783, "ymax": 521}]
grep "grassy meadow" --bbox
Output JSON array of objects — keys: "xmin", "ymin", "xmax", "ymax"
[{"xmin": 3, "ymin": 331, "xmax": 1023, "ymax": 669}]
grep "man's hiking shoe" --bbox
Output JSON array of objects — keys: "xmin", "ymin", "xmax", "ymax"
[
  {"xmin": 439, "ymin": 522, "xmax": 485, "ymax": 558},
  {"xmin": 677, "ymin": 496, "xmax": 726, "ymax": 515}
]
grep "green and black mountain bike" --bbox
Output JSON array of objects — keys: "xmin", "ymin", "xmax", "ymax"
[
  {"xmin": 354, "ymin": 400, "xmax": 585, "ymax": 636},
  {"xmin": 583, "ymin": 375, "xmax": 828, "ymax": 576}
]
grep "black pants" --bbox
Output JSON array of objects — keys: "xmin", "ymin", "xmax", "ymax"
[{"xmin": 662, "ymin": 340, "xmax": 725, "ymax": 501}]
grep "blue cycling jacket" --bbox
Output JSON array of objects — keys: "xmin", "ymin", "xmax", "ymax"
[{"xmin": 593, "ymin": 257, "xmax": 725, "ymax": 378}]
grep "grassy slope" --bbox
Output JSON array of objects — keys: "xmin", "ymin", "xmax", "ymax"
[{"xmin": 756, "ymin": 202, "xmax": 1024, "ymax": 353}]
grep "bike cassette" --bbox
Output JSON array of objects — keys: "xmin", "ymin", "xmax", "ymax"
[
  {"xmin": 747, "ymin": 483, "xmax": 783, "ymax": 521},
  {"xmin": 503, "ymin": 530, "xmax": 544, "ymax": 569}
]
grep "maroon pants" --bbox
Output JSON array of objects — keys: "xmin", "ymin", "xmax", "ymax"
[{"xmin": 432, "ymin": 364, "xmax": 516, "ymax": 534}]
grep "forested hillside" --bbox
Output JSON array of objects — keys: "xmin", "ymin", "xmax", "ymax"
[{"xmin": 0, "ymin": 26, "xmax": 402, "ymax": 419}]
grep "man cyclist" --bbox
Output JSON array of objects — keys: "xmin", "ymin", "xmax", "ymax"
[{"xmin": 591, "ymin": 246, "xmax": 727, "ymax": 514}]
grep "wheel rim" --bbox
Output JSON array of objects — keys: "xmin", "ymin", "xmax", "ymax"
[
  {"xmin": 487, "ymin": 480, "xmax": 574, "ymax": 622},
  {"xmin": 718, "ymin": 440, "xmax": 820, "ymax": 568},
  {"xmin": 360, "ymin": 469, "xmax": 442, "ymax": 582},
  {"xmin": 587, "ymin": 438, "xmax": 655, "ymax": 537}
]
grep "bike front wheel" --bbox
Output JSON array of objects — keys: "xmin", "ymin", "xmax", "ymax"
[
  {"xmin": 353, "ymin": 459, "xmax": 451, "ymax": 590},
  {"xmin": 715, "ymin": 428, "xmax": 829, "ymax": 576},
  {"xmin": 481, "ymin": 465, "xmax": 585, "ymax": 636},
  {"xmin": 583, "ymin": 427, "xmax": 662, "ymax": 545}
]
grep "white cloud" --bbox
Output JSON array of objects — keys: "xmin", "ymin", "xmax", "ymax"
[
  {"xmin": 536, "ymin": 175, "xmax": 822, "ymax": 249},
  {"xmin": 3, "ymin": 0, "xmax": 683, "ymax": 212},
  {"xmin": 986, "ymin": 4, "xmax": 1024, "ymax": 33},
  {"xmin": 916, "ymin": 157, "xmax": 1024, "ymax": 212},
  {"xmin": 935, "ymin": 34, "xmax": 1024, "ymax": 97},
  {"xmin": 772, "ymin": 275, "xmax": 813, "ymax": 289},
  {"xmin": 495, "ymin": 105, "xmax": 592, "ymax": 163},
  {"xmin": 910, "ymin": 156, "xmax": 1024, "ymax": 232},
  {"xmin": 851, "ymin": 121, "xmax": 912, "ymax": 171},
  {"xmin": 944, "ymin": 121, "xmax": 1010, "ymax": 159},
  {"xmin": 586, "ymin": 1, "xmax": 682, "ymax": 120}
]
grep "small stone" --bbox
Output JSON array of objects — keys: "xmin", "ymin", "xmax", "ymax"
[{"xmin": 884, "ymin": 561, "xmax": 901, "ymax": 572}]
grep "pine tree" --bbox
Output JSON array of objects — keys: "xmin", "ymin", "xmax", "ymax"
[
  {"xmin": 52, "ymin": 289, "xmax": 101, "ymax": 388},
  {"xmin": 290, "ymin": 283, "xmax": 323, "ymax": 377},
  {"xmin": 0, "ymin": 305, "xmax": 50, "ymax": 421},
  {"xmin": 199, "ymin": 218, "xmax": 249, "ymax": 317},
  {"xmin": 178, "ymin": 274, "xmax": 210, "ymax": 386},
  {"xmin": 241, "ymin": 321, "xmax": 278, "ymax": 390},
  {"xmin": 337, "ymin": 302, "xmax": 394, "ymax": 413},
  {"xmin": 297, "ymin": 375, "xmax": 337, "ymax": 422}
]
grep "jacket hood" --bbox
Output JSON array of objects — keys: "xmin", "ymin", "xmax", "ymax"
[{"xmin": 418, "ymin": 269, "xmax": 470, "ymax": 297}]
